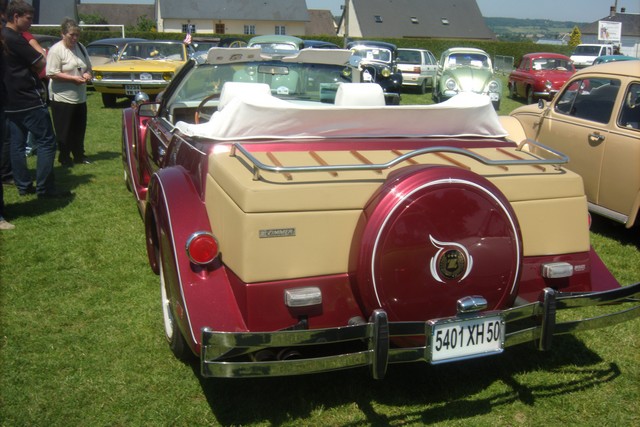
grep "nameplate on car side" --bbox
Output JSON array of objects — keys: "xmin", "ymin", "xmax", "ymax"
[{"xmin": 259, "ymin": 228, "xmax": 296, "ymax": 238}]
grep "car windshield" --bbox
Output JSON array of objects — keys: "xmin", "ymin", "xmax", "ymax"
[
  {"xmin": 446, "ymin": 53, "xmax": 490, "ymax": 69},
  {"xmin": 251, "ymin": 42, "xmax": 300, "ymax": 55},
  {"xmin": 397, "ymin": 50, "xmax": 421, "ymax": 64},
  {"xmin": 87, "ymin": 45, "xmax": 119, "ymax": 58},
  {"xmin": 573, "ymin": 45, "xmax": 601, "ymax": 55},
  {"xmin": 167, "ymin": 60, "xmax": 353, "ymax": 108},
  {"xmin": 351, "ymin": 47, "xmax": 392, "ymax": 63},
  {"xmin": 532, "ymin": 58, "xmax": 572, "ymax": 70},
  {"xmin": 120, "ymin": 42, "xmax": 186, "ymax": 61}
]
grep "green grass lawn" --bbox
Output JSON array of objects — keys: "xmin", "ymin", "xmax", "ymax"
[{"xmin": 0, "ymin": 88, "xmax": 638, "ymax": 426}]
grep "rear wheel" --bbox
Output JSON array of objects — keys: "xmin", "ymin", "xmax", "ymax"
[
  {"xmin": 352, "ymin": 166, "xmax": 522, "ymax": 344},
  {"xmin": 160, "ymin": 251, "xmax": 193, "ymax": 362},
  {"xmin": 102, "ymin": 93, "xmax": 117, "ymax": 108},
  {"xmin": 526, "ymin": 87, "xmax": 534, "ymax": 104},
  {"xmin": 418, "ymin": 79, "xmax": 427, "ymax": 94}
]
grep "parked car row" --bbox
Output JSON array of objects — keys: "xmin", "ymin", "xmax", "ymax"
[{"xmin": 121, "ymin": 45, "xmax": 640, "ymax": 380}]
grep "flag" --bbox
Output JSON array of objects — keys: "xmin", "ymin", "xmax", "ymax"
[{"xmin": 183, "ymin": 26, "xmax": 192, "ymax": 44}]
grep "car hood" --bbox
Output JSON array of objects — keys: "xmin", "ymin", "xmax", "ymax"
[
  {"xmin": 93, "ymin": 59, "xmax": 185, "ymax": 73},
  {"xmin": 445, "ymin": 67, "xmax": 494, "ymax": 91}
]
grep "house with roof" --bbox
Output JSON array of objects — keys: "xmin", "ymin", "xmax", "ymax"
[
  {"xmin": 155, "ymin": 0, "xmax": 309, "ymax": 36},
  {"xmin": 579, "ymin": 6, "xmax": 640, "ymax": 57},
  {"xmin": 77, "ymin": 3, "xmax": 156, "ymax": 28},
  {"xmin": 26, "ymin": 0, "xmax": 76, "ymax": 25},
  {"xmin": 338, "ymin": 0, "xmax": 494, "ymax": 40}
]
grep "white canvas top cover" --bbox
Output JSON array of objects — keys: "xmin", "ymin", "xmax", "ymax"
[{"xmin": 175, "ymin": 89, "xmax": 508, "ymax": 141}]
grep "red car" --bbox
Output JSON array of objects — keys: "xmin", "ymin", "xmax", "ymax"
[
  {"xmin": 122, "ymin": 47, "xmax": 639, "ymax": 379},
  {"xmin": 508, "ymin": 52, "xmax": 576, "ymax": 104}
]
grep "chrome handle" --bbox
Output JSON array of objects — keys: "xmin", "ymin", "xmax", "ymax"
[{"xmin": 589, "ymin": 132, "xmax": 605, "ymax": 143}]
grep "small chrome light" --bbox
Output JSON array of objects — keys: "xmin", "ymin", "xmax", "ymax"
[
  {"xmin": 162, "ymin": 72, "xmax": 173, "ymax": 81},
  {"xmin": 284, "ymin": 287, "xmax": 322, "ymax": 307},
  {"xmin": 541, "ymin": 262, "xmax": 573, "ymax": 279},
  {"xmin": 381, "ymin": 67, "xmax": 391, "ymax": 78},
  {"xmin": 545, "ymin": 80, "xmax": 553, "ymax": 90},
  {"xmin": 488, "ymin": 80, "xmax": 499, "ymax": 92}
]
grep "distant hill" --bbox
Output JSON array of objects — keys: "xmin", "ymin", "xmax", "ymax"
[{"xmin": 484, "ymin": 17, "xmax": 587, "ymax": 42}]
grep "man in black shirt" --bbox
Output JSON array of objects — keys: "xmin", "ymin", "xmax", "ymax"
[{"xmin": 2, "ymin": 0, "xmax": 69, "ymax": 198}]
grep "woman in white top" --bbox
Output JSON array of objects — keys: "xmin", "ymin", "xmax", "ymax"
[{"xmin": 46, "ymin": 18, "xmax": 92, "ymax": 166}]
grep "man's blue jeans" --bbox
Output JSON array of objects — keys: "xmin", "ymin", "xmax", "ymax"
[{"xmin": 6, "ymin": 106, "xmax": 57, "ymax": 195}]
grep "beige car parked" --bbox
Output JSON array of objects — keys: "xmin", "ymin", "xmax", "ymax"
[{"xmin": 504, "ymin": 61, "xmax": 640, "ymax": 229}]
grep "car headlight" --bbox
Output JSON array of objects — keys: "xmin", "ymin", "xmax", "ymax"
[
  {"xmin": 488, "ymin": 80, "xmax": 499, "ymax": 92},
  {"xmin": 381, "ymin": 67, "xmax": 391, "ymax": 78},
  {"xmin": 445, "ymin": 78, "xmax": 457, "ymax": 91},
  {"xmin": 93, "ymin": 71, "xmax": 102, "ymax": 80},
  {"xmin": 162, "ymin": 72, "xmax": 174, "ymax": 81},
  {"xmin": 545, "ymin": 80, "xmax": 552, "ymax": 90}
]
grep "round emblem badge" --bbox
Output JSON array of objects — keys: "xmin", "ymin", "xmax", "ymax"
[
  {"xmin": 429, "ymin": 235, "xmax": 474, "ymax": 283},
  {"xmin": 438, "ymin": 249, "xmax": 467, "ymax": 280}
]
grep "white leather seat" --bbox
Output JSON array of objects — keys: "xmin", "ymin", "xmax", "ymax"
[
  {"xmin": 218, "ymin": 82, "xmax": 272, "ymax": 111},
  {"xmin": 334, "ymin": 83, "xmax": 385, "ymax": 106}
]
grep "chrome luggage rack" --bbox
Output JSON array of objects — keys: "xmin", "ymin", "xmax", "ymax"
[{"xmin": 229, "ymin": 138, "xmax": 569, "ymax": 181}]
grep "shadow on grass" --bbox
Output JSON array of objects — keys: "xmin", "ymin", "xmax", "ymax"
[
  {"xmin": 590, "ymin": 215, "xmax": 639, "ymax": 248},
  {"xmin": 188, "ymin": 335, "xmax": 617, "ymax": 425}
]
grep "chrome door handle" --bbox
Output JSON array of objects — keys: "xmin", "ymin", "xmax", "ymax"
[{"xmin": 589, "ymin": 132, "xmax": 605, "ymax": 143}]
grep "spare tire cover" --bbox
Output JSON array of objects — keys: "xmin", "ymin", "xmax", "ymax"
[{"xmin": 353, "ymin": 165, "xmax": 522, "ymax": 322}]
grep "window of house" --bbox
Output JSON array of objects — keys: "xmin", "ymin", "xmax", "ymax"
[
  {"xmin": 181, "ymin": 24, "xmax": 196, "ymax": 33},
  {"xmin": 410, "ymin": 17, "xmax": 418, "ymax": 24},
  {"xmin": 244, "ymin": 25, "xmax": 256, "ymax": 35},
  {"xmin": 374, "ymin": 15, "xmax": 383, "ymax": 23},
  {"xmin": 441, "ymin": 18, "xmax": 450, "ymax": 25},
  {"xmin": 215, "ymin": 23, "xmax": 225, "ymax": 34},
  {"xmin": 275, "ymin": 25, "xmax": 286, "ymax": 35}
]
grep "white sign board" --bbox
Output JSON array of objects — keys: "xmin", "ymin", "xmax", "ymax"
[{"xmin": 598, "ymin": 21, "xmax": 622, "ymax": 42}]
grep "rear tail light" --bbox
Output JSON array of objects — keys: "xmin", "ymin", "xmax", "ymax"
[{"xmin": 186, "ymin": 232, "xmax": 219, "ymax": 265}]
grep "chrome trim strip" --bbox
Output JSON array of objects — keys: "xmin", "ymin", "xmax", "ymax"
[
  {"xmin": 588, "ymin": 202, "xmax": 629, "ymax": 225},
  {"xmin": 200, "ymin": 283, "xmax": 640, "ymax": 378}
]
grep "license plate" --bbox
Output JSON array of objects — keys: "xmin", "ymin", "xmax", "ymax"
[
  {"xmin": 430, "ymin": 314, "xmax": 504, "ymax": 363},
  {"xmin": 125, "ymin": 84, "xmax": 141, "ymax": 95}
]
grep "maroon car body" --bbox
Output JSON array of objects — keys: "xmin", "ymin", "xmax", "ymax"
[
  {"xmin": 122, "ymin": 48, "xmax": 639, "ymax": 379},
  {"xmin": 508, "ymin": 52, "xmax": 576, "ymax": 104}
]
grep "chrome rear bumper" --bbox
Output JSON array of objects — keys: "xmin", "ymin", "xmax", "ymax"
[{"xmin": 201, "ymin": 284, "xmax": 640, "ymax": 378}]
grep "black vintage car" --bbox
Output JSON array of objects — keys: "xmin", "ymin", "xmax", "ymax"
[{"xmin": 347, "ymin": 40, "xmax": 403, "ymax": 104}]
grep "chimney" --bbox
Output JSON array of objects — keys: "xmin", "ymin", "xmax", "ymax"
[
  {"xmin": 610, "ymin": 6, "xmax": 616, "ymax": 16},
  {"xmin": 621, "ymin": 7, "xmax": 626, "ymax": 12}
]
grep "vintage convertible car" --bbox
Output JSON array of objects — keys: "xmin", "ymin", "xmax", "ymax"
[
  {"xmin": 507, "ymin": 61, "xmax": 640, "ymax": 229},
  {"xmin": 92, "ymin": 40, "xmax": 193, "ymax": 107},
  {"xmin": 508, "ymin": 52, "xmax": 576, "ymax": 104},
  {"xmin": 122, "ymin": 47, "xmax": 640, "ymax": 379},
  {"xmin": 434, "ymin": 47, "xmax": 502, "ymax": 110},
  {"xmin": 347, "ymin": 40, "xmax": 403, "ymax": 105}
]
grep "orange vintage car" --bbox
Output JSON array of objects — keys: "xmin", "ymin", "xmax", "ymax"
[
  {"xmin": 505, "ymin": 61, "xmax": 640, "ymax": 229},
  {"xmin": 92, "ymin": 40, "xmax": 192, "ymax": 107}
]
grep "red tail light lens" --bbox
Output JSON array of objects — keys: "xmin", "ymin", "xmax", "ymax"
[{"xmin": 186, "ymin": 232, "xmax": 219, "ymax": 265}]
